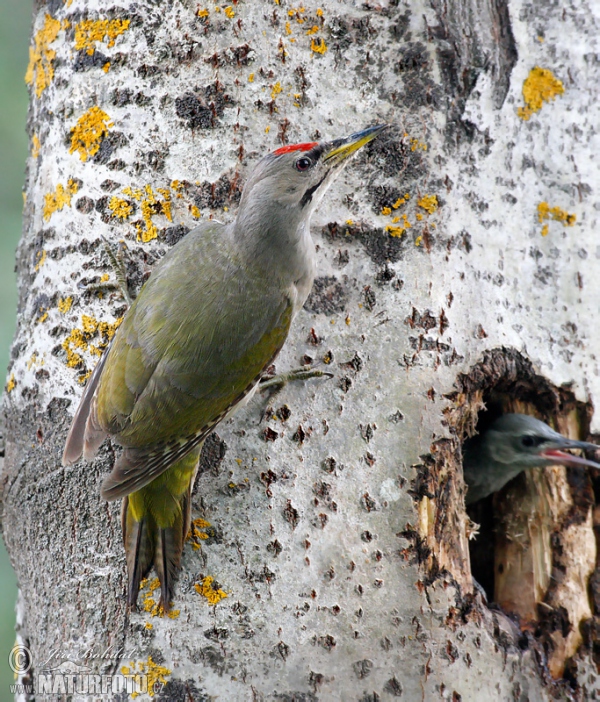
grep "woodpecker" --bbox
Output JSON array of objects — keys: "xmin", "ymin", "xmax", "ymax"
[
  {"xmin": 463, "ymin": 413, "xmax": 600, "ymax": 504},
  {"xmin": 62, "ymin": 125, "xmax": 387, "ymax": 610}
]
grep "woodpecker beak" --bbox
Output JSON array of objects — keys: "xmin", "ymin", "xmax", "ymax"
[
  {"xmin": 323, "ymin": 124, "xmax": 388, "ymax": 165},
  {"xmin": 540, "ymin": 437, "xmax": 600, "ymax": 469}
]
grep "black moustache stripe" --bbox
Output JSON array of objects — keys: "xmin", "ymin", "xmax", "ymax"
[{"xmin": 300, "ymin": 172, "xmax": 328, "ymax": 208}]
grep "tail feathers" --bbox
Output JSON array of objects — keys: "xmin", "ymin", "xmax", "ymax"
[
  {"xmin": 122, "ymin": 497, "xmax": 155, "ymax": 609},
  {"xmin": 122, "ymin": 488, "xmax": 191, "ymax": 612}
]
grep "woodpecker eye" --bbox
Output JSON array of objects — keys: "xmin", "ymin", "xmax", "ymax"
[
  {"xmin": 522, "ymin": 435, "xmax": 543, "ymax": 448},
  {"xmin": 295, "ymin": 157, "xmax": 312, "ymax": 171}
]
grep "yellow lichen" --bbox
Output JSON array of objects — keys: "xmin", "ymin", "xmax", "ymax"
[
  {"xmin": 306, "ymin": 25, "xmax": 319, "ymax": 35},
  {"xmin": 26, "ymin": 353, "xmax": 38, "ymax": 370},
  {"xmin": 224, "ymin": 6, "xmax": 235, "ymax": 18},
  {"xmin": 123, "ymin": 185, "xmax": 172, "ymax": 242},
  {"xmin": 265, "ymin": 125, "xmax": 270, "ymax": 134},
  {"xmin": 285, "ymin": 21, "xmax": 292, "ymax": 35},
  {"xmin": 537, "ymin": 201, "xmax": 575, "ymax": 235},
  {"xmin": 108, "ymin": 196, "xmax": 133, "ymax": 220},
  {"xmin": 144, "ymin": 622, "xmax": 153, "ymax": 630},
  {"xmin": 102, "ymin": 62, "xmax": 110, "ymax": 73},
  {"xmin": 100, "ymin": 273, "xmax": 109, "ymax": 282},
  {"xmin": 310, "ymin": 37, "xmax": 327, "ymax": 54},
  {"xmin": 191, "ymin": 205, "xmax": 201, "ymax": 218},
  {"xmin": 392, "ymin": 196, "xmax": 408, "ymax": 209},
  {"xmin": 43, "ymin": 179, "xmax": 79, "ymax": 221},
  {"xmin": 537, "ymin": 201, "xmax": 576, "ymax": 226},
  {"xmin": 316, "ymin": 7, "xmax": 323, "ymax": 16},
  {"xmin": 410, "ymin": 138, "xmax": 427, "ymax": 152},
  {"xmin": 517, "ymin": 67, "xmax": 564, "ymax": 121},
  {"xmin": 121, "ymin": 657, "xmax": 171, "ymax": 699},
  {"xmin": 37, "ymin": 311, "xmax": 48, "ymax": 324},
  {"xmin": 35, "ymin": 250, "xmax": 47, "ymax": 271},
  {"xmin": 69, "ymin": 107, "xmax": 113, "ymax": 161},
  {"xmin": 6, "ymin": 374, "xmax": 16, "ymax": 394},
  {"xmin": 78, "ymin": 370, "xmax": 92, "ymax": 384},
  {"xmin": 346, "ymin": 219, "xmax": 353, "ymax": 226},
  {"xmin": 170, "ymin": 180, "xmax": 184, "ymax": 198},
  {"xmin": 271, "ymin": 81, "xmax": 282, "ymax": 99},
  {"xmin": 58, "ymin": 296, "xmax": 73, "ymax": 314},
  {"xmin": 197, "ymin": 9, "xmax": 209, "ymax": 18},
  {"xmin": 140, "ymin": 578, "xmax": 162, "ymax": 617},
  {"xmin": 62, "ymin": 314, "xmax": 122, "ymax": 375},
  {"xmin": 74, "ymin": 18, "xmax": 130, "ymax": 55},
  {"xmin": 187, "ymin": 517, "xmax": 211, "ymax": 551},
  {"xmin": 385, "ymin": 225, "xmax": 406, "ymax": 238},
  {"xmin": 417, "ymin": 194, "xmax": 438, "ymax": 214},
  {"xmin": 248, "ymin": 72, "xmax": 255, "ymax": 82},
  {"xmin": 25, "ymin": 14, "xmax": 62, "ymax": 98},
  {"xmin": 381, "ymin": 206, "xmax": 391, "ymax": 216},
  {"xmin": 31, "ymin": 134, "xmax": 41, "ymax": 159},
  {"xmin": 415, "ymin": 235, "xmax": 423, "ymax": 247},
  {"xmin": 195, "ymin": 576, "xmax": 227, "ymax": 605}
]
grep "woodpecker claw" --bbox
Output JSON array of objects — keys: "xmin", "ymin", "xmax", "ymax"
[
  {"xmin": 99, "ymin": 235, "xmax": 133, "ymax": 306},
  {"xmin": 260, "ymin": 366, "xmax": 334, "ymax": 391}
]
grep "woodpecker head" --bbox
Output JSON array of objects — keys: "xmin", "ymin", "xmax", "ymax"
[
  {"xmin": 237, "ymin": 125, "xmax": 388, "ymax": 227},
  {"xmin": 476, "ymin": 413, "xmax": 600, "ymax": 471}
]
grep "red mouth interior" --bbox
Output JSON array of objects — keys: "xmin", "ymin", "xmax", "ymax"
[{"xmin": 542, "ymin": 449, "xmax": 572, "ymax": 460}]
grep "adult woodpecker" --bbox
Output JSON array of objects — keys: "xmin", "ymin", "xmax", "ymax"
[
  {"xmin": 63, "ymin": 125, "xmax": 387, "ymax": 610},
  {"xmin": 463, "ymin": 413, "xmax": 600, "ymax": 504}
]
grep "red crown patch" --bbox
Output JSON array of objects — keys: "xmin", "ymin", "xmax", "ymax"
[{"xmin": 273, "ymin": 142, "xmax": 318, "ymax": 155}]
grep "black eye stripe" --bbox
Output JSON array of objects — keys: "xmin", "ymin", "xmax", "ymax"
[
  {"xmin": 522, "ymin": 435, "xmax": 544, "ymax": 447},
  {"xmin": 300, "ymin": 173, "xmax": 328, "ymax": 208}
]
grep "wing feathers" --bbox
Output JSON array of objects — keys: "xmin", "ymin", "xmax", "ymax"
[{"xmin": 62, "ymin": 346, "xmax": 111, "ymax": 466}]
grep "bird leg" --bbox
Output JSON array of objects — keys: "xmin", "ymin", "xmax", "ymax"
[
  {"xmin": 84, "ymin": 237, "xmax": 133, "ymax": 305},
  {"xmin": 260, "ymin": 365, "xmax": 334, "ymax": 392}
]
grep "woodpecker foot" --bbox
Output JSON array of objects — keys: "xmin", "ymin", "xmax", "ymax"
[
  {"xmin": 260, "ymin": 366, "xmax": 334, "ymax": 392},
  {"xmin": 86, "ymin": 237, "xmax": 133, "ymax": 305}
]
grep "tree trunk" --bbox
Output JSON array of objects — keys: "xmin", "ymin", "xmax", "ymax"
[{"xmin": 3, "ymin": 0, "xmax": 600, "ymax": 699}]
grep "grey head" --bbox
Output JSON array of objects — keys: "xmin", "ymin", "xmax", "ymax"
[
  {"xmin": 237, "ymin": 125, "xmax": 388, "ymax": 224},
  {"xmin": 463, "ymin": 413, "xmax": 600, "ymax": 504},
  {"xmin": 231, "ymin": 124, "xmax": 388, "ymax": 306}
]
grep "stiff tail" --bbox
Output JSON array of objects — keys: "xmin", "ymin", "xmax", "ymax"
[{"xmin": 122, "ymin": 487, "xmax": 192, "ymax": 612}]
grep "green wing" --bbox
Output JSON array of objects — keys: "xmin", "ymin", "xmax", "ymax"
[{"xmin": 92, "ymin": 223, "xmax": 293, "ymax": 499}]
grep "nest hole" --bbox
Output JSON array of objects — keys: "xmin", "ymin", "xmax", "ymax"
[{"xmin": 412, "ymin": 348, "xmax": 599, "ymax": 680}]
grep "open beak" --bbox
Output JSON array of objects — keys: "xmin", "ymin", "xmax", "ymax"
[
  {"xmin": 323, "ymin": 124, "xmax": 388, "ymax": 165},
  {"xmin": 541, "ymin": 438, "xmax": 600, "ymax": 469}
]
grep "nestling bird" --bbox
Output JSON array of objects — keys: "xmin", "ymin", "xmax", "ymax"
[
  {"xmin": 62, "ymin": 125, "xmax": 387, "ymax": 610},
  {"xmin": 463, "ymin": 413, "xmax": 600, "ymax": 504}
]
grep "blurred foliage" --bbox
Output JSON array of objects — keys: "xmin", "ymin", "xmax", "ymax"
[{"xmin": 1, "ymin": 0, "xmax": 32, "ymax": 696}]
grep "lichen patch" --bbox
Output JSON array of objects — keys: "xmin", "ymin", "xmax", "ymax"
[
  {"xmin": 517, "ymin": 67, "xmax": 564, "ymax": 121},
  {"xmin": 120, "ymin": 655, "xmax": 171, "ymax": 698},
  {"xmin": 195, "ymin": 575, "xmax": 227, "ymax": 605},
  {"xmin": 69, "ymin": 107, "xmax": 114, "ymax": 161},
  {"xmin": 25, "ymin": 14, "xmax": 64, "ymax": 98},
  {"xmin": 123, "ymin": 184, "xmax": 173, "ymax": 242},
  {"xmin": 74, "ymin": 18, "xmax": 130, "ymax": 55},
  {"xmin": 537, "ymin": 201, "xmax": 576, "ymax": 236},
  {"xmin": 43, "ymin": 179, "xmax": 79, "ymax": 221}
]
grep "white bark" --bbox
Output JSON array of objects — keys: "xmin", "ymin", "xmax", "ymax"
[{"xmin": 3, "ymin": 0, "xmax": 600, "ymax": 699}]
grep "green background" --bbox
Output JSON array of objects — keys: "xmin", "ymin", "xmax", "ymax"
[{"xmin": 1, "ymin": 0, "xmax": 32, "ymax": 697}]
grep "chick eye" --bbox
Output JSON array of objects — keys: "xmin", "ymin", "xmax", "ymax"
[
  {"xmin": 295, "ymin": 157, "xmax": 312, "ymax": 171},
  {"xmin": 522, "ymin": 435, "xmax": 543, "ymax": 447}
]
